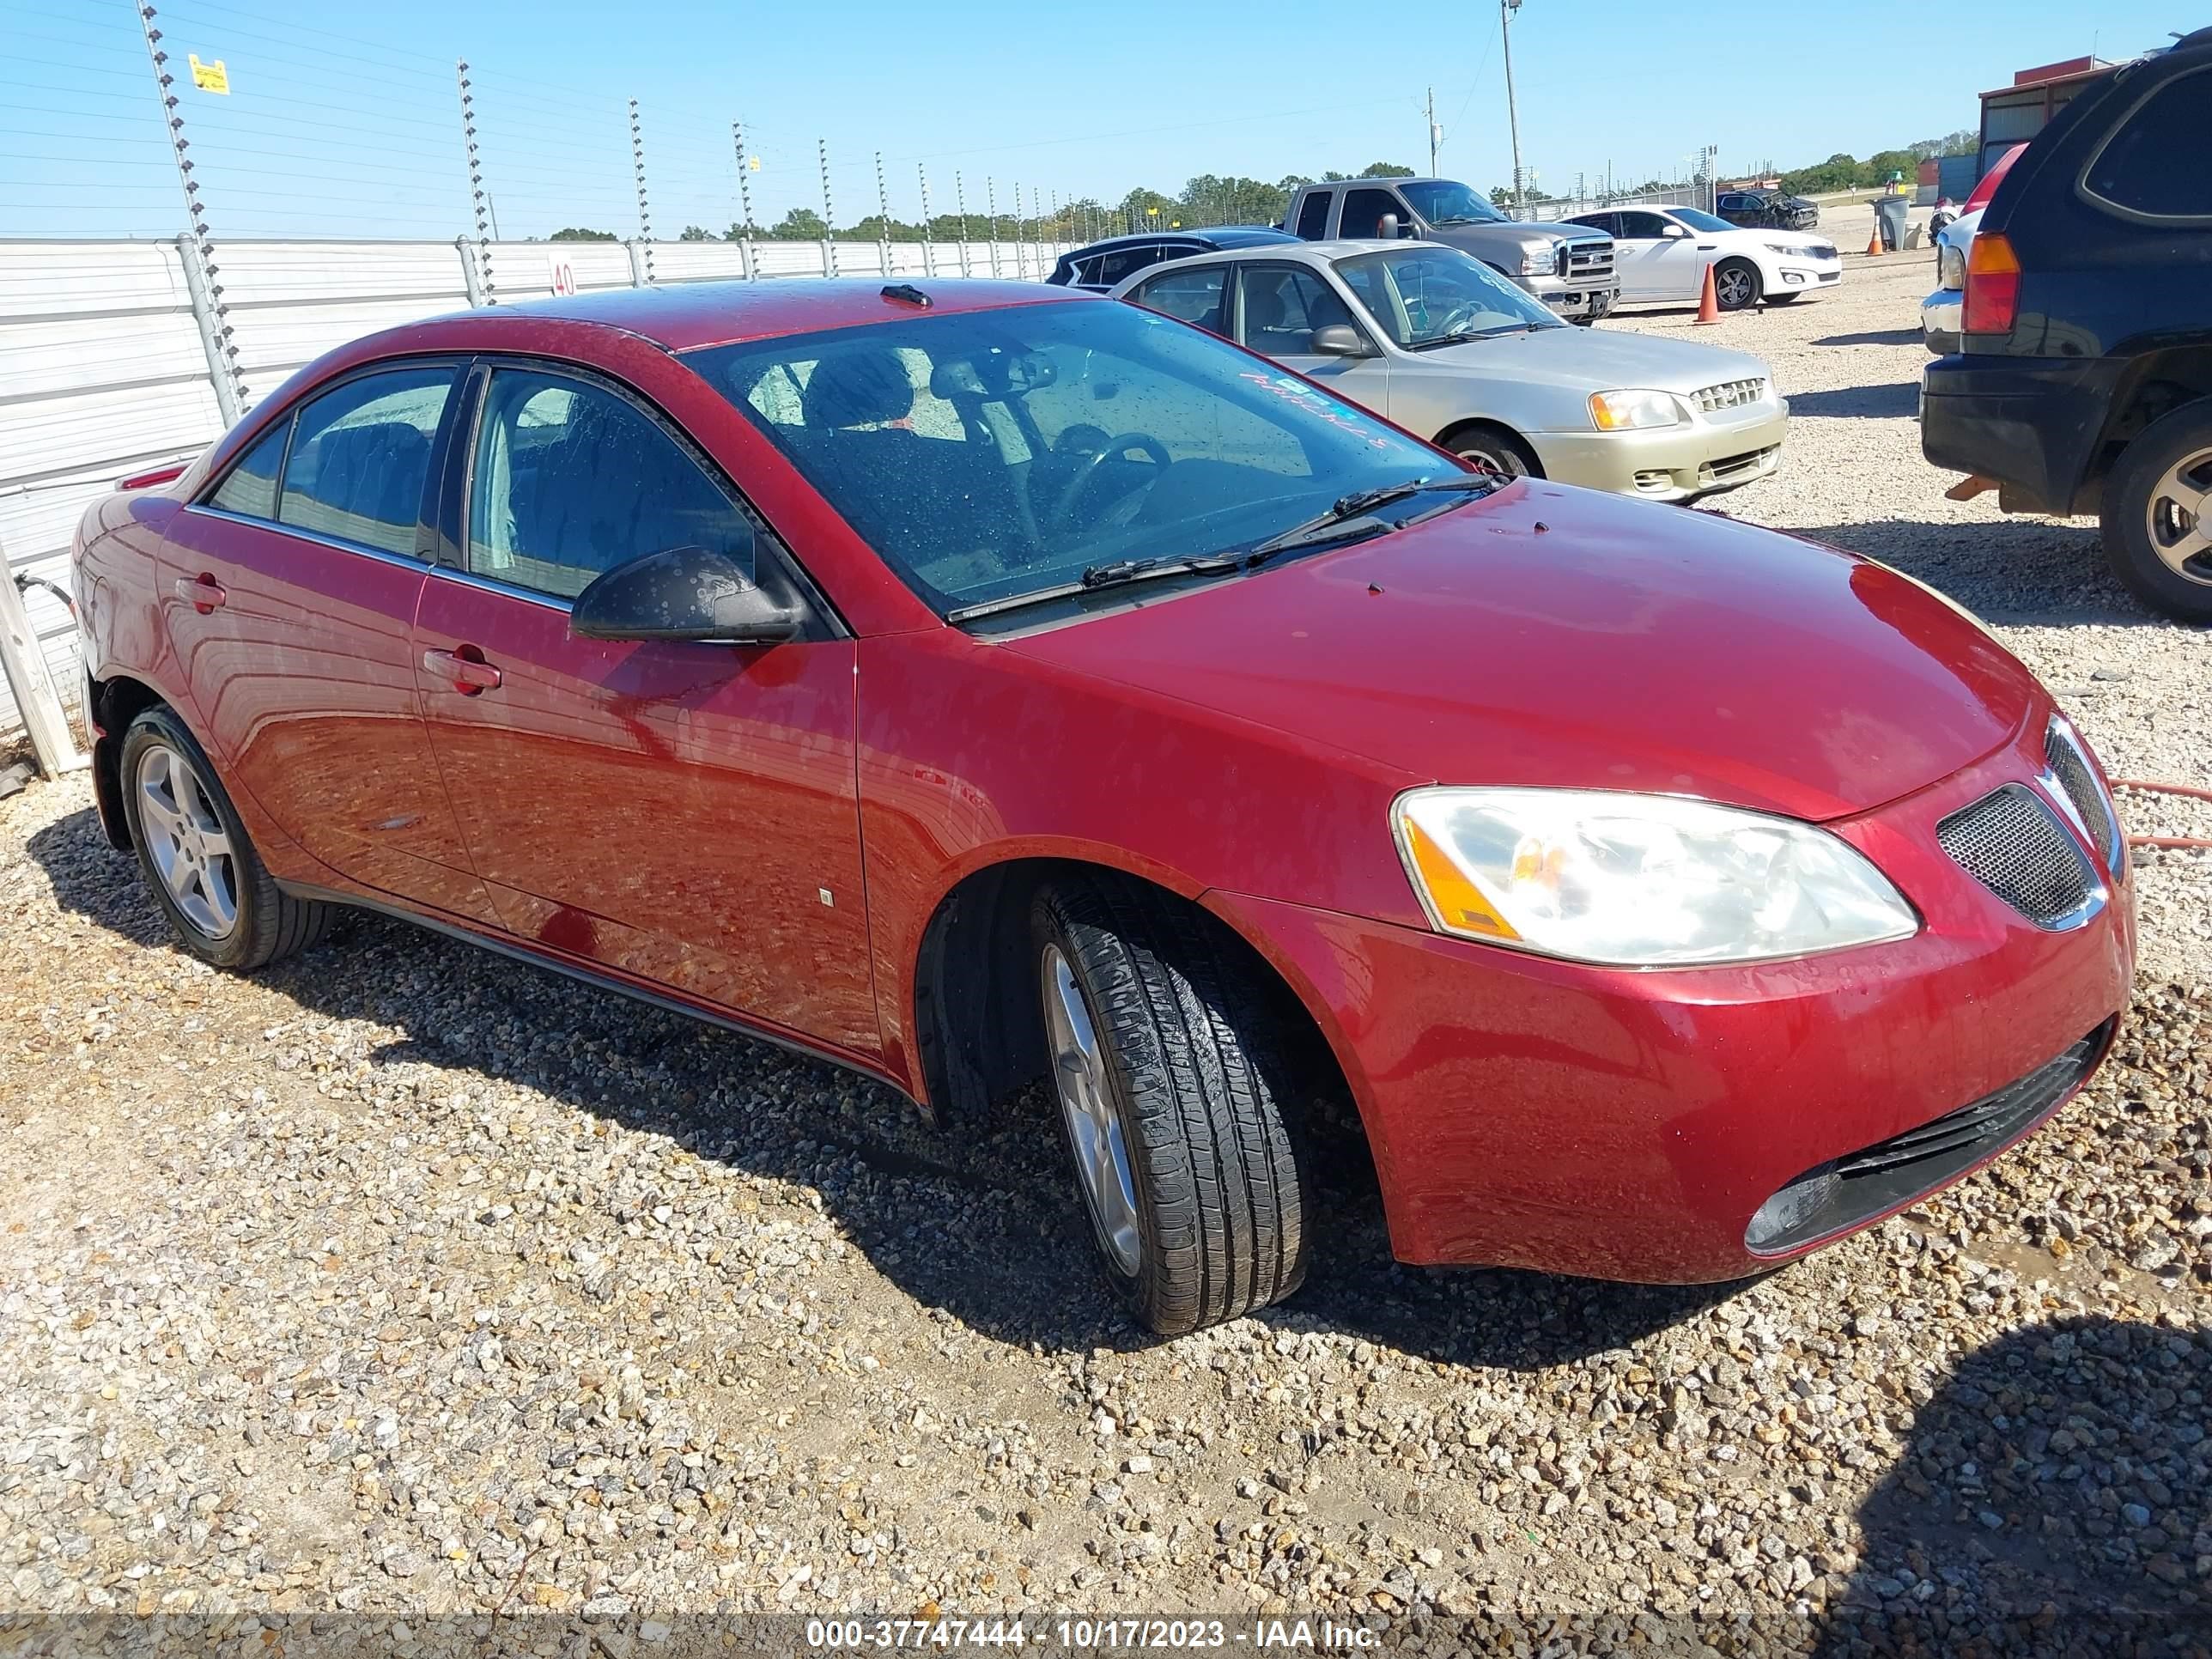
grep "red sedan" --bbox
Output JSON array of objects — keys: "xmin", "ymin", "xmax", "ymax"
[{"xmin": 73, "ymin": 279, "xmax": 2133, "ymax": 1334}]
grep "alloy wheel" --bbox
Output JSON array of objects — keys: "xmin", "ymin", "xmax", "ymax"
[
  {"xmin": 1042, "ymin": 944, "xmax": 1142, "ymax": 1276},
  {"xmin": 2145, "ymin": 446, "xmax": 2212, "ymax": 586},
  {"xmin": 1715, "ymin": 265, "xmax": 1755, "ymax": 309},
  {"xmin": 135, "ymin": 742, "xmax": 240, "ymax": 939}
]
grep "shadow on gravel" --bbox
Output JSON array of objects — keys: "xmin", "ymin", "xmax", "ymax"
[
  {"xmin": 26, "ymin": 806, "xmax": 1737, "ymax": 1369},
  {"xmin": 1779, "ymin": 517, "xmax": 2165, "ymax": 630},
  {"xmin": 1813, "ymin": 328, "xmax": 1925, "ymax": 347},
  {"xmin": 1815, "ymin": 1316, "xmax": 2212, "ymax": 1657},
  {"xmin": 1784, "ymin": 382, "xmax": 1921, "ymax": 419}
]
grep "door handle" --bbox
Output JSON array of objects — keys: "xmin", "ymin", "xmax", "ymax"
[
  {"xmin": 422, "ymin": 647, "xmax": 502, "ymax": 696},
  {"xmin": 173, "ymin": 574, "xmax": 227, "ymax": 614},
  {"xmin": 1696, "ymin": 243, "xmax": 1717, "ymax": 251}
]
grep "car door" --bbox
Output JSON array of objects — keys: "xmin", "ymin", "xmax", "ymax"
[
  {"xmin": 160, "ymin": 362, "xmax": 499, "ymax": 921},
  {"xmin": 409, "ymin": 359, "xmax": 878, "ymax": 1054},
  {"xmin": 1613, "ymin": 210, "xmax": 1709, "ymax": 301},
  {"xmin": 1231, "ymin": 261, "xmax": 1391, "ymax": 416}
]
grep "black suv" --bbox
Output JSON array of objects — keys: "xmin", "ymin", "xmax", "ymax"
[
  {"xmin": 1922, "ymin": 28, "xmax": 2212, "ymax": 622},
  {"xmin": 1047, "ymin": 228, "xmax": 1298, "ymax": 292},
  {"xmin": 1715, "ymin": 189, "xmax": 1819, "ymax": 231}
]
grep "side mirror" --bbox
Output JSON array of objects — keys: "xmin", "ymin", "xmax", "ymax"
[
  {"xmin": 1310, "ymin": 324, "xmax": 1371, "ymax": 357},
  {"xmin": 1376, "ymin": 213, "xmax": 1401, "ymax": 240},
  {"xmin": 1663, "ymin": 223, "xmax": 1691, "ymax": 239},
  {"xmin": 571, "ymin": 544, "xmax": 802, "ymax": 646}
]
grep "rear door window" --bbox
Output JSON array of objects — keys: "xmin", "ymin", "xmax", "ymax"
[
  {"xmin": 207, "ymin": 422, "xmax": 289, "ymax": 520},
  {"xmin": 1090, "ymin": 243, "xmax": 1166, "ymax": 288},
  {"xmin": 1130, "ymin": 266, "xmax": 1229, "ymax": 335},
  {"xmin": 1337, "ymin": 188, "xmax": 1405, "ymax": 239},
  {"xmin": 1295, "ymin": 191, "xmax": 1332, "ymax": 239},
  {"xmin": 2083, "ymin": 65, "xmax": 2212, "ymax": 221},
  {"xmin": 277, "ymin": 368, "xmax": 457, "ymax": 556}
]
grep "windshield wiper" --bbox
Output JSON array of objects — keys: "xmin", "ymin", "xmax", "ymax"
[
  {"xmin": 945, "ymin": 475, "xmax": 1500, "ymax": 624},
  {"xmin": 1410, "ymin": 324, "xmax": 1533, "ymax": 349},
  {"xmin": 1243, "ymin": 473, "xmax": 1501, "ymax": 559},
  {"xmin": 944, "ymin": 554, "xmax": 1247, "ymax": 623}
]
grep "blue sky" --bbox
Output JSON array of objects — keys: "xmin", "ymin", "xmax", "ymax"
[{"xmin": 0, "ymin": 0, "xmax": 2189, "ymax": 240}]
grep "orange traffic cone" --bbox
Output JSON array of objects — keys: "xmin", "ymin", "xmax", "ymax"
[
  {"xmin": 1693, "ymin": 260, "xmax": 1722, "ymax": 325},
  {"xmin": 1864, "ymin": 222, "xmax": 1884, "ymax": 257}
]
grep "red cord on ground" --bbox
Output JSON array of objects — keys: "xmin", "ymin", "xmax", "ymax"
[{"xmin": 2111, "ymin": 779, "xmax": 2212, "ymax": 852}]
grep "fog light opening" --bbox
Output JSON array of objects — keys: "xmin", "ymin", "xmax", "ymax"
[{"xmin": 1745, "ymin": 1161, "xmax": 1840, "ymax": 1253}]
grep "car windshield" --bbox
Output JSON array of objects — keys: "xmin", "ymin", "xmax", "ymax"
[
  {"xmin": 1399, "ymin": 181, "xmax": 1508, "ymax": 226},
  {"xmin": 1665, "ymin": 207, "xmax": 1738, "ymax": 234},
  {"xmin": 690, "ymin": 300, "xmax": 1447, "ymax": 618},
  {"xmin": 1334, "ymin": 244, "xmax": 1562, "ymax": 348}
]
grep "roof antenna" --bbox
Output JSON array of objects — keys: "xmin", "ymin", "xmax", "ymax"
[{"xmin": 881, "ymin": 283, "xmax": 931, "ymax": 307}]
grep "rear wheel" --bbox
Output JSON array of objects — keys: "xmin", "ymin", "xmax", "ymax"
[
  {"xmin": 118, "ymin": 706, "xmax": 334, "ymax": 969},
  {"xmin": 1032, "ymin": 876, "xmax": 1309, "ymax": 1334},
  {"xmin": 2100, "ymin": 404, "xmax": 2212, "ymax": 623},
  {"xmin": 1443, "ymin": 422, "xmax": 1540, "ymax": 480},
  {"xmin": 1713, "ymin": 258, "xmax": 1761, "ymax": 312}
]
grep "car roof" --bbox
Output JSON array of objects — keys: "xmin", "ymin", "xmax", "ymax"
[
  {"xmin": 1117, "ymin": 239, "xmax": 1403, "ymax": 274},
  {"xmin": 416, "ymin": 276, "xmax": 1086, "ymax": 355}
]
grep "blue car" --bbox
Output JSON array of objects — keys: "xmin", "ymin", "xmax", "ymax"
[{"xmin": 1048, "ymin": 227, "xmax": 1299, "ymax": 292}]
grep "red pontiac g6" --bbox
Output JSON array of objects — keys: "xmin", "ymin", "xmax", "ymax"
[{"xmin": 73, "ymin": 279, "xmax": 2134, "ymax": 1334}]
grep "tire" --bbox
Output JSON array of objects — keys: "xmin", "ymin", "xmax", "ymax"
[
  {"xmin": 118, "ymin": 705, "xmax": 335, "ymax": 970},
  {"xmin": 2100, "ymin": 403, "xmax": 2212, "ymax": 623},
  {"xmin": 1031, "ymin": 876, "xmax": 1309, "ymax": 1334},
  {"xmin": 1443, "ymin": 423, "xmax": 1541, "ymax": 480},
  {"xmin": 1713, "ymin": 258, "xmax": 1761, "ymax": 312}
]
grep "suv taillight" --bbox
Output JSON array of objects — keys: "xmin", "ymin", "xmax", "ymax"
[{"xmin": 1961, "ymin": 233, "xmax": 2020, "ymax": 335}]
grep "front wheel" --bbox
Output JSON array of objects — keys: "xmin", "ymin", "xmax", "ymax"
[
  {"xmin": 118, "ymin": 706, "xmax": 334, "ymax": 969},
  {"xmin": 1444, "ymin": 423, "xmax": 1540, "ymax": 480},
  {"xmin": 2100, "ymin": 404, "xmax": 2212, "ymax": 623},
  {"xmin": 1713, "ymin": 258, "xmax": 1761, "ymax": 312},
  {"xmin": 1032, "ymin": 878, "xmax": 1309, "ymax": 1334}
]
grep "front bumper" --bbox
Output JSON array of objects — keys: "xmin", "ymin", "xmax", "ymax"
[
  {"xmin": 1207, "ymin": 718, "xmax": 2134, "ymax": 1283},
  {"xmin": 1774, "ymin": 259, "xmax": 1842, "ymax": 295},
  {"xmin": 1519, "ymin": 272, "xmax": 1617, "ymax": 321},
  {"xmin": 1920, "ymin": 353, "xmax": 2124, "ymax": 516},
  {"xmin": 1534, "ymin": 398, "xmax": 1789, "ymax": 502}
]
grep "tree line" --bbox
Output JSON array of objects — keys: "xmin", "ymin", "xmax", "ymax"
[{"xmin": 542, "ymin": 128, "xmax": 1988, "ymax": 246}]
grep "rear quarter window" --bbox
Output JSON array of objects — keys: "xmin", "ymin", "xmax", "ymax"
[{"xmin": 2082, "ymin": 64, "xmax": 2212, "ymax": 222}]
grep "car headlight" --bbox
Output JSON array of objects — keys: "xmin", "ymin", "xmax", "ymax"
[
  {"xmin": 1764, "ymin": 242, "xmax": 1802, "ymax": 257},
  {"xmin": 1588, "ymin": 389, "xmax": 1684, "ymax": 430},
  {"xmin": 1938, "ymin": 246, "xmax": 1966, "ymax": 290},
  {"xmin": 1517, "ymin": 241, "xmax": 1558, "ymax": 276},
  {"xmin": 1391, "ymin": 787, "xmax": 1919, "ymax": 967}
]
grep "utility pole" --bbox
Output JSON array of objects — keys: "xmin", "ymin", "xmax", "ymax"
[
  {"xmin": 1500, "ymin": 0, "xmax": 1526, "ymax": 220},
  {"xmin": 1425, "ymin": 86, "xmax": 1439, "ymax": 175}
]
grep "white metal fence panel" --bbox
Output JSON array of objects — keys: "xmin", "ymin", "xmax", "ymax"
[
  {"xmin": 0, "ymin": 240, "xmax": 226, "ymax": 734},
  {"xmin": 0, "ymin": 232, "xmax": 1082, "ymax": 742}
]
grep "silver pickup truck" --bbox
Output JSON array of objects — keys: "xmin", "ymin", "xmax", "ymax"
[{"xmin": 1282, "ymin": 178, "xmax": 1619, "ymax": 323}]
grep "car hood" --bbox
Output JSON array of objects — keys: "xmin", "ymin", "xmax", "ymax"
[
  {"xmin": 1419, "ymin": 325, "xmax": 1773, "ymax": 398},
  {"xmin": 1003, "ymin": 481, "xmax": 2038, "ymax": 822}
]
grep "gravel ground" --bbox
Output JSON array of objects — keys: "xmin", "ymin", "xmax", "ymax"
[{"xmin": 3, "ymin": 252, "xmax": 2209, "ymax": 1656}]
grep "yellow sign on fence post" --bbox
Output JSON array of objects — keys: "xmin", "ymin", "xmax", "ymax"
[{"xmin": 187, "ymin": 54, "xmax": 230, "ymax": 94}]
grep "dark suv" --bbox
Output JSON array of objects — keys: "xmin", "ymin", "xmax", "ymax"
[
  {"xmin": 1922, "ymin": 28, "xmax": 2212, "ymax": 622},
  {"xmin": 1715, "ymin": 189, "xmax": 1819, "ymax": 231},
  {"xmin": 1047, "ymin": 227, "xmax": 1297, "ymax": 292}
]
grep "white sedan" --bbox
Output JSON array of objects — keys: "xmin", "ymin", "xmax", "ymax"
[
  {"xmin": 1563, "ymin": 205, "xmax": 1842, "ymax": 311},
  {"xmin": 1921, "ymin": 208, "xmax": 1980, "ymax": 354}
]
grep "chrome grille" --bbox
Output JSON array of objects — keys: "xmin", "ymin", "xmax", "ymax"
[
  {"xmin": 1938, "ymin": 785, "xmax": 2098, "ymax": 927},
  {"xmin": 1561, "ymin": 240, "xmax": 1613, "ymax": 281},
  {"xmin": 1692, "ymin": 377, "xmax": 1769, "ymax": 414},
  {"xmin": 2045, "ymin": 720, "xmax": 2124, "ymax": 872}
]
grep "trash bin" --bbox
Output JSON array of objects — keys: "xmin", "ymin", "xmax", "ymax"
[{"xmin": 1875, "ymin": 196, "xmax": 1910, "ymax": 252}]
